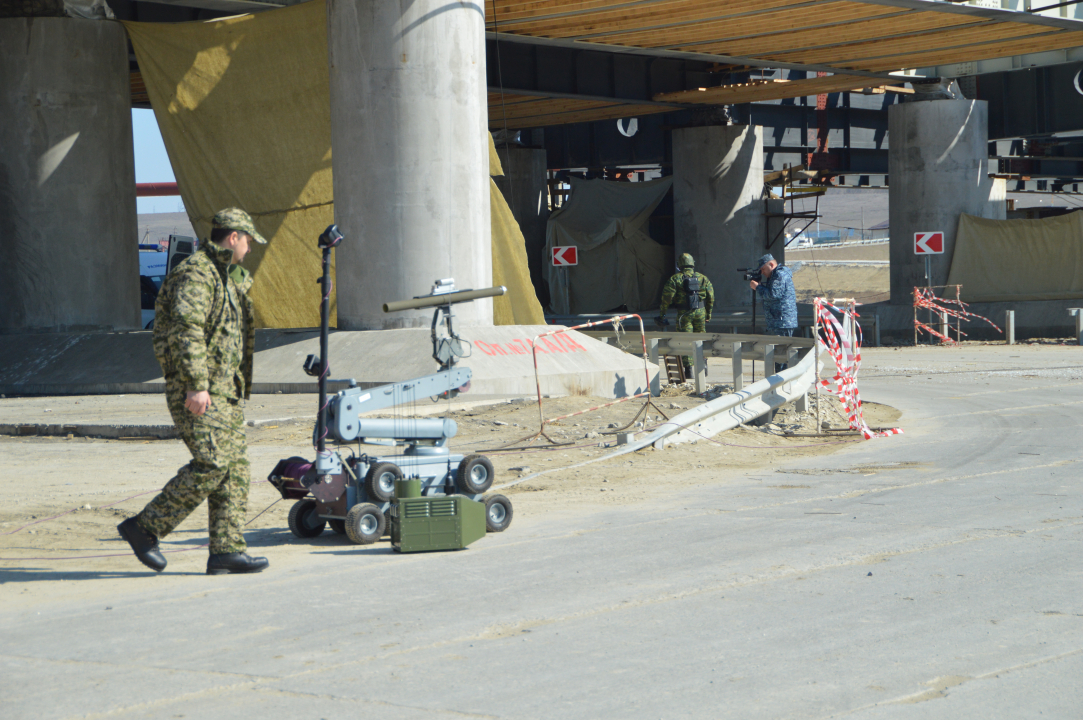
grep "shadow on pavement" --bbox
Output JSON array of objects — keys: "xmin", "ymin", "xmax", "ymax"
[{"xmin": 0, "ymin": 567, "xmax": 203, "ymax": 582}]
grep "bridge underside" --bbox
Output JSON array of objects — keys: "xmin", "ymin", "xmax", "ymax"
[{"xmin": 117, "ymin": 0, "xmax": 1083, "ymax": 187}]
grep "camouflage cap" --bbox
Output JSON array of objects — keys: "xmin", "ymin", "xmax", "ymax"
[
  {"xmin": 212, "ymin": 207, "xmax": 267, "ymax": 244},
  {"xmin": 756, "ymin": 253, "xmax": 775, "ymax": 270},
  {"xmin": 678, "ymin": 252, "xmax": 695, "ymax": 268}
]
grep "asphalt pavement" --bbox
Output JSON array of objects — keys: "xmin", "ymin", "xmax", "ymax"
[{"xmin": 1, "ymin": 344, "xmax": 1081, "ymax": 719}]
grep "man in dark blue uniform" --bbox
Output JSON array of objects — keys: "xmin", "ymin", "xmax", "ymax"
[{"xmin": 749, "ymin": 253, "xmax": 797, "ymax": 372}]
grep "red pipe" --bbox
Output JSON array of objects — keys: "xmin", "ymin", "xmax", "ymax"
[{"xmin": 136, "ymin": 182, "xmax": 179, "ymax": 197}]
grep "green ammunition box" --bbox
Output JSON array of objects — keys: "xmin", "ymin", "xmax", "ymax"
[{"xmin": 391, "ymin": 495, "xmax": 486, "ymax": 553}]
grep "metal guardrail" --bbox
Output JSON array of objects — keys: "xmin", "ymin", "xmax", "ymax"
[
  {"xmin": 582, "ymin": 329, "xmax": 814, "ymax": 395},
  {"xmin": 583, "ymin": 330, "xmax": 814, "ymax": 353},
  {"xmin": 553, "ymin": 311, "xmax": 881, "ymax": 347},
  {"xmin": 789, "ymin": 238, "xmax": 889, "ymax": 249},
  {"xmin": 640, "ymin": 344, "xmax": 818, "ymax": 449},
  {"xmin": 704, "ymin": 316, "xmax": 879, "ymax": 347},
  {"xmin": 492, "ymin": 346, "xmax": 820, "ymax": 492},
  {"xmin": 791, "ymin": 260, "xmax": 889, "ymax": 266}
]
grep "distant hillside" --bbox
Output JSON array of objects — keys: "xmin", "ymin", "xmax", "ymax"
[
  {"xmin": 137, "ymin": 212, "xmax": 197, "ymax": 246},
  {"xmin": 793, "ymin": 188, "xmax": 1075, "ymax": 239},
  {"xmin": 794, "ymin": 188, "xmax": 887, "ymax": 236}
]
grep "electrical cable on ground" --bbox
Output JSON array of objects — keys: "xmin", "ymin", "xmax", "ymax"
[{"xmin": 492, "ymin": 417, "xmax": 860, "ymax": 493}]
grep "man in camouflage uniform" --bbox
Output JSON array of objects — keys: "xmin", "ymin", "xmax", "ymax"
[
  {"xmin": 118, "ymin": 208, "xmax": 269, "ymax": 575},
  {"xmin": 658, "ymin": 253, "xmax": 715, "ymax": 373},
  {"xmin": 749, "ymin": 253, "xmax": 798, "ymax": 372}
]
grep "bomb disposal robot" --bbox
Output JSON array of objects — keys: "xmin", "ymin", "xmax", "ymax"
[{"xmin": 267, "ymin": 226, "xmax": 513, "ymax": 550}]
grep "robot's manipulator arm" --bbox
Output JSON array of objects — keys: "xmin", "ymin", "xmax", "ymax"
[
  {"xmin": 317, "ymin": 279, "xmax": 505, "ymax": 449},
  {"xmin": 326, "ymin": 368, "xmax": 472, "ymax": 443},
  {"xmin": 385, "ymin": 279, "xmax": 507, "ymax": 370}
]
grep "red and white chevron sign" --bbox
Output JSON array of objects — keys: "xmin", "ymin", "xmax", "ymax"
[
  {"xmin": 552, "ymin": 246, "xmax": 578, "ymax": 266},
  {"xmin": 914, "ymin": 231, "xmax": 944, "ymax": 255}
]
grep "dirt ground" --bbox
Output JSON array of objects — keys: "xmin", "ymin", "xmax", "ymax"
[
  {"xmin": 0, "ymin": 383, "xmax": 901, "ymax": 584},
  {"xmin": 790, "ymin": 264, "xmax": 890, "ymax": 305},
  {"xmin": 787, "ymin": 243, "xmax": 889, "ymax": 263},
  {"xmin": 785, "ymin": 241, "xmax": 891, "ymax": 304}
]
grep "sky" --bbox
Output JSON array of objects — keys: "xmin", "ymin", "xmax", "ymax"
[{"xmin": 132, "ymin": 108, "xmax": 183, "ymax": 215}]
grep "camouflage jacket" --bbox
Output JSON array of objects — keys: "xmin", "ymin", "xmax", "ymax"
[
  {"xmin": 659, "ymin": 270, "xmax": 714, "ymax": 317},
  {"xmin": 153, "ymin": 242, "xmax": 255, "ymax": 400},
  {"xmin": 755, "ymin": 265, "xmax": 798, "ymax": 329}
]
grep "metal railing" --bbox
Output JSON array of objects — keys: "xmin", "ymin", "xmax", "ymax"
[
  {"xmin": 493, "ymin": 347, "xmax": 820, "ymax": 492},
  {"xmin": 581, "ymin": 329, "xmax": 814, "ymax": 396},
  {"xmin": 558, "ymin": 312, "xmax": 881, "ymax": 347}
]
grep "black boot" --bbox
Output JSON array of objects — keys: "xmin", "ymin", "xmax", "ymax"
[
  {"xmin": 207, "ymin": 552, "xmax": 269, "ymax": 575},
  {"xmin": 117, "ymin": 517, "xmax": 167, "ymax": 572}
]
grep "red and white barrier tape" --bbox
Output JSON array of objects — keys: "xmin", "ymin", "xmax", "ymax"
[
  {"xmin": 912, "ymin": 287, "xmax": 1001, "ymax": 344},
  {"xmin": 815, "ymin": 298, "xmax": 903, "ymax": 440}
]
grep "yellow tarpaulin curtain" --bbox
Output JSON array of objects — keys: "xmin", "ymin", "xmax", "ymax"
[
  {"xmin": 125, "ymin": 4, "xmax": 334, "ymax": 328},
  {"xmin": 948, "ymin": 212, "xmax": 1083, "ymax": 302},
  {"xmin": 124, "ymin": 0, "xmax": 543, "ymax": 327},
  {"xmin": 491, "ymin": 178, "xmax": 545, "ymax": 324},
  {"xmin": 486, "ymin": 133, "xmax": 545, "ymax": 324}
]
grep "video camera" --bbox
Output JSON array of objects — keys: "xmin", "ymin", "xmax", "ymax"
[{"xmin": 738, "ymin": 267, "xmax": 763, "ymax": 282}]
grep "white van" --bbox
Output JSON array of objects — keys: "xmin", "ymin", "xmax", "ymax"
[
  {"xmin": 139, "ymin": 246, "xmax": 168, "ymax": 329},
  {"xmin": 139, "ymin": 237, "xmax": 196, "ymax": 328}
]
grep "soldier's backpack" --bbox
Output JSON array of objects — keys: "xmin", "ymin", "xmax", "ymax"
[{"xmin": 683, "ymin": 274, "xmax": 704, "ymax": 310}]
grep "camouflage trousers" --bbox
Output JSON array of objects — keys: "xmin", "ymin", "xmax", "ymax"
[
  {"xmin": 137, "ymin": 388, "xmax": 250, "ymax": 554},
  {"xmin": 676, "ymin": 308, "xmax": 707, "ymax": 369}
]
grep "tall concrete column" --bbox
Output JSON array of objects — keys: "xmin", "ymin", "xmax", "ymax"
[
  {"xmin": 328, "ymin": 0, "xmax": 492, "ymax": 330},
  {"xmin": 888, "ymin": 99, "xmax": 1006, "ymax": 303},
  {"xmin": 493, "ymin": 147, "xmax": 549, "ymax": 306},
  {"xmin": 672, "ymin": 125, "xmax": 768, "ymax": 308},
  {"xmin": 0, "ymin": 17, "xmax": 139, "ymax": 333}
]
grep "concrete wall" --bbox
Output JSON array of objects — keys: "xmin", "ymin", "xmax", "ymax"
[
  {"xmin": 672, "ymin": 125, "xmax": 766, "ymax": 307},
  {"xmin": 493, "ymin": 147, "xmax": 549, "ymax": 306},
  {"xmin": 0, "ymin": 18, "xmax": 139, "ymax": 333},
  {"xmin": 328, "ymin": 0, "xmax": 492, "ymax": 330},
  {"xmin": 888, "ymin": 99, "xmax": 1006, "ymax": 304}
]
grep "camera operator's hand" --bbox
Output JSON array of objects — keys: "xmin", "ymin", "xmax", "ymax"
[{"xmin": 749, "ymin": 279, "xmax": 759, "ymax": 291}]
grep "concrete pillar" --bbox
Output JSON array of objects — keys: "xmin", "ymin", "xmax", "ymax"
[
  {"xmin": 328, "ymin": 0, "xmax": 492, "ymax": 330},
  {"xmin": 888, "ymin": 99, "xmax": 1006, "ymax": 304},
  {"xmin": 673, "ymin": 125, "xmax": 766, "ymax": 308},
  {"xmin": 0, "ymin": 18, "xmax": 139, "ymax": 332},
  {"xmin": 493, "ymin": 147, "xmax": 549, "ymax": 307}
]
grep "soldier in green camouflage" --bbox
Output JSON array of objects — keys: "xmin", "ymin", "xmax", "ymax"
[
  {"xmin": 658, "ymin": 253, "xmax": 715, "ymax": 372},
  {"xmin": 118, "ymin": 208, "xmax": 270, "ymax": 576}
]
